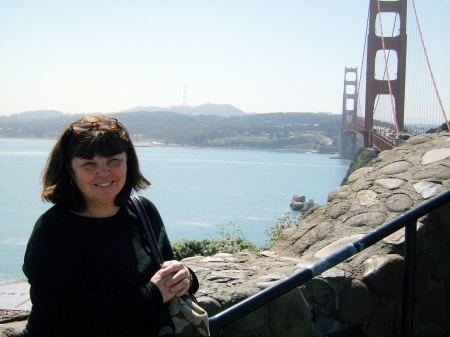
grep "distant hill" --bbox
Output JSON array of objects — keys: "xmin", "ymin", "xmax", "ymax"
[
  {"xmin": 9, "ymin": 110, "xmax": 66, "ymax": 120},
  {"xmin": 0, "ymin": 109, "xmax": 342, "ymax": 151},
  {"xmin": 120, "ymin": 103, "xmax": 246, "ymax": 117}
]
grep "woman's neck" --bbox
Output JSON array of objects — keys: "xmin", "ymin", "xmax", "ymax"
[{"xmin": 79, "ymin": 203, "xmax": 120, "ymax": 218}]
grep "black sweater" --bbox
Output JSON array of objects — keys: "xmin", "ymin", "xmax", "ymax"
[{"xmin": 23, "ymin": 197, "xmax": 198, "ymax": 337}]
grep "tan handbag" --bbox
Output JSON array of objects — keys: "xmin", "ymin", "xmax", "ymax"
[
  {"xmin": 158, "ymin": 294, "xmax": 209, "ymax": 336},
  {"xmin": 130, "ymin": 196, "xmax": 210, "ymax": 337}
]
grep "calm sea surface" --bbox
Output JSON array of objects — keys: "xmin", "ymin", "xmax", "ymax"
[{"xmin": 0, "ymin": 139, "xmax": 351, "ymax": 283}]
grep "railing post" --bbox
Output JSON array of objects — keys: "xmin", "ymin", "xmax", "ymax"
[{"xmin": 401, "ymin": 219, "xmax": 417, "ymax": 337}]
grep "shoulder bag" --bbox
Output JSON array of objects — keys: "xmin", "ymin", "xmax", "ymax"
[{"xmin": 129, "ymin": 195, "xmax": 210, "ymax": 337}]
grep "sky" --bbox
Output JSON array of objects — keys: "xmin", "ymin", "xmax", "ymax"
[{"xmin": 0, "ymin": 0, "xmax": 449, "ymax": 116}]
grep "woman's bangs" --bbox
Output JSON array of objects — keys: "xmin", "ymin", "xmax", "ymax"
[{"xmin": 70, "ymin": 130, "xmax": 129, "ymax": 159}]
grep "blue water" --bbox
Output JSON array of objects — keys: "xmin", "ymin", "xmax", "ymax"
[{"xmin": 0, "ymin": 139, "xmax": 350, "ymax": 283}]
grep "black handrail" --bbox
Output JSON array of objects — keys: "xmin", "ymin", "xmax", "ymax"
[{"xmin": 208, "ymin": 189, "xmax": 450, "ymax": 337}]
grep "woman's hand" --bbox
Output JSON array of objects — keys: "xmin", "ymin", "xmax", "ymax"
[{"xmin": 150, "ymin": 260, "xmax": 191, "ymax": 303}]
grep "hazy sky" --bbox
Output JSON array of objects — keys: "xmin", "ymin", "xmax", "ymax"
[{"xmin": 0, "ymin": 0, "xmax": 448, "ymax": 116}]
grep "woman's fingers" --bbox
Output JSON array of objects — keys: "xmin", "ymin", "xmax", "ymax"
[
  {"xmin": 161, "ymin": 261, "xmax": 190, "ymax": 288},
  {"xmin": 160, "ymin": 261, "xmax": 183, "ymax": 276},
  {"xmin": 172, "ymin": 277, "xmax": 190, "ymax": 295},
  {"xmin": 152, "ymin": 260, "xmax": 191, "ymax": 298},
  {"xmin": 171, "ymin": 277, "xmax": 190, "ymax": 296},
  {"xmin": 150, "ymin": 270, "xmax": 175, "ymax": 303}
]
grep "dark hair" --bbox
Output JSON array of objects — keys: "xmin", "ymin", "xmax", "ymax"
[{"xmin": 42, "ymin": 115, "xmax": 150, "ymax": 211}]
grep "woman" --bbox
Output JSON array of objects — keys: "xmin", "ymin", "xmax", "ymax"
[{"xmin": 23, "ymin": 116, "xmax": 198, "ymax": 337}]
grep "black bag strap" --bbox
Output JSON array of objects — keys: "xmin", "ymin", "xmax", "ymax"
[{"xmin": 130, "ymin": 195, "xmax": 164, "ymax": 267}]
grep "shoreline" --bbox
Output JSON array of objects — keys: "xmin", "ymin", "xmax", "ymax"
[{"xmin": 0, "ymin": 137, "xmax": 342, "ymax": 155}]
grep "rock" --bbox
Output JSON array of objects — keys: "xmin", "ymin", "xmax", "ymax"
[
  {"xmin": 301, "ymin": 278, "xmax": 338, "ymax": 333},
  {"xmin": 312, "ymin": 234, "xmax": 364, "ymax": 259},
  {"xmin": 197, "ymin": 296, "xmax": 222, "ymax": 317},
  {"xmin": 378, "ymin": 160, "xmax": 413, "ymax": 175},
  {"xmin": 290, "ymin": 195, "xmax": 317, "ymax": 213},
  {"xmin": 343, "ymin": 211, "xmax": 387, "ymax": 228},
  {"xmin": 0, "ymin": 320, "xmax": 26, "ymax": 337},
  {"xmin": 420, "ymin": 286, "xmax": 448, "ymax": 324},
  {"xmin": 267, "ymin": 290, "xmax": 313, "ymax": 337},
  {"xmin": 412, "ymin": 164, "xmax": 450, "ymax": 180},
  {"xmin": 327, "ymin": 202, "xmax": 351, "ymax": 219},
  {"xmin": 374, "ymin": 178, "xmax": 405, "ymax": 190},
  {"xmin": 337, "ymin": 280, "xmax": 372, "ymax": 325},
  {"xmin": 421, "ymin": 148, "xmax": 450, "ymax": 164},
  {"xmin": 292, "ymin": 222, "xmax": 333, "ymax": 256},
  {"xmin": 362, "ymin": 254, "xmax": 404, "ymax": 299},
  {"xmin": 357, "ymin": 190, "xmax": 380, "ymax": 206},
  {"xmin": 365, "ymin": 303, "xmax": 393, "ymax": 337},
  {"xmin": 327, "ymin": 185, "xmax": 352, "ymax": 202},
  {"xmin": 347, "ymin": 167, "xmax": 375, "ymax": 183},
  {"xmin": 293, "ymin": 195, "xmax": 306, "ymax": 203},
  {"xmin": 413, "ymin": 181, "xmax": 442, "ymax": 199},
  {"xmin": 385, "ymin": 193, "xmax": 413, "ymax": 212}
]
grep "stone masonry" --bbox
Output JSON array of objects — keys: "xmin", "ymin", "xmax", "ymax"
[{"xmin": 1, "ymin": 132, "xmax": 449, "ymax": 337}]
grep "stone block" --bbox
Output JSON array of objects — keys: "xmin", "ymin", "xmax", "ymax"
[
  {"xmin": 267, "ymin": 289, "xmax": 313, "ymax": 337},
  {"xmin": 336, "ymin": 280, "xmax": 372, "ymax": 325},
  {"xmin": 362, "ymin": 254, "xmax": 404, "ymax": 299}
]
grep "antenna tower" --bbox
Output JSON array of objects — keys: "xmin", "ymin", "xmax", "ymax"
[{"xmin": 183, "ymin": 85, "xmax": 187, "ymax": 105}]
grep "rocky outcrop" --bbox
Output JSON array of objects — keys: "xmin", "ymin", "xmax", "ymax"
[
  {"xmin": 2, "ymin": 132, "xmax": 449, "ymax": 337},
  {"xmin": 290, "ymin": 195, "xmax": 317, "ymax": 213}
]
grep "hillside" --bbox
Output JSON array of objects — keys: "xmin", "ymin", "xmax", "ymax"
[
  {"xmin": 0, "ymin": 109, "xmax": 342, "ymax": 151},
  {"xmin": 119, "ymin": 103, "xmax": 246, "ymax": 117}
]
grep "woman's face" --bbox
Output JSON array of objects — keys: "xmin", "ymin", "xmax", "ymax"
[{"xmin": 70, "ymin": 152, "xmax": 127, "ymax": 209}]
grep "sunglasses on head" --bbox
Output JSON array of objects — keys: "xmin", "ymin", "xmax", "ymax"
[{"xmin": 70, "ymin": 118, "xmax": 118, "ymax": 132}]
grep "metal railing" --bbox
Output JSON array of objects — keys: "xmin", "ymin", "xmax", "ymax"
[{"xmin": 208, "ymin": 189, "xmax": 450, "ymax": 337}]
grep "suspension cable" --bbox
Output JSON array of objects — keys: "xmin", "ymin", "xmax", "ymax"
[
  {"xmin": 376, "ymin": 0, "xmax": 400, "ymax": 135},
  {"xmin": 357, "ymin": 6, "xmax": 370, "ymax": 125},
  {"xmin": 411, "ymin": 0, "xmax": 449, "ymax": 131}
]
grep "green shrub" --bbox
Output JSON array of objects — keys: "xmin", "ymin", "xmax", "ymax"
[
  {"xmin": 342, "ymin": 147, "xmax": 378, "ymax": 184},
  {"xmin": 172, "ymin": 237, "xmax": 260, "ymax": 260},
  {"xmin": 264, "ymin": 211, "xmax": 299, "ymax": 247},
  {"xmin": 172, "ymin": 222, "xmax": 261, "ymax": 260}
]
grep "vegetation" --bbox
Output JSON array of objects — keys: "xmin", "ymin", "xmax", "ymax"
[
  {"xmin": 426, "ymin": 122, "xmax": 449, "ymax": 133},
  {"xmin": 202, "ymin": 134, "xmax": 330, "ymax": 151},
  {"xmin": 0, "ymin": 110, "xmax": 341, "ymax": 151},
  {"xmin": 341, "ymin": 147, "xmax": 378, "ymax": 184},
  {"xmin": 264, "ymin": 211, "xmax": 300, "ymax": 246},
  {"xmin": 172, "ymin": 222, "xmax": 263, "ymax": 260},
  {"xmin": 172, "ymin": 237, "xmax": 260, "ymax": 260}
]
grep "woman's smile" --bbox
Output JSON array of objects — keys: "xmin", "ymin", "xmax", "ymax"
[{"xmin": 95, "ymin": 181, "xmax": 115, "ymax": 187}]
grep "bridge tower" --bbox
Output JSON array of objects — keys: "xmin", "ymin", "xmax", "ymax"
[
  {"xmin": 364, "ymin": 0, "xmax": 407, "ymax": 147},
  {"xmin": 340, "ymin": 67, "xmax": 358, "ymax": 159}
]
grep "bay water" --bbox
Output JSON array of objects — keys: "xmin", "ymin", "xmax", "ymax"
[{"xmin": 0, "ymin": 139, "xmax": 351, "ymax": 283}]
